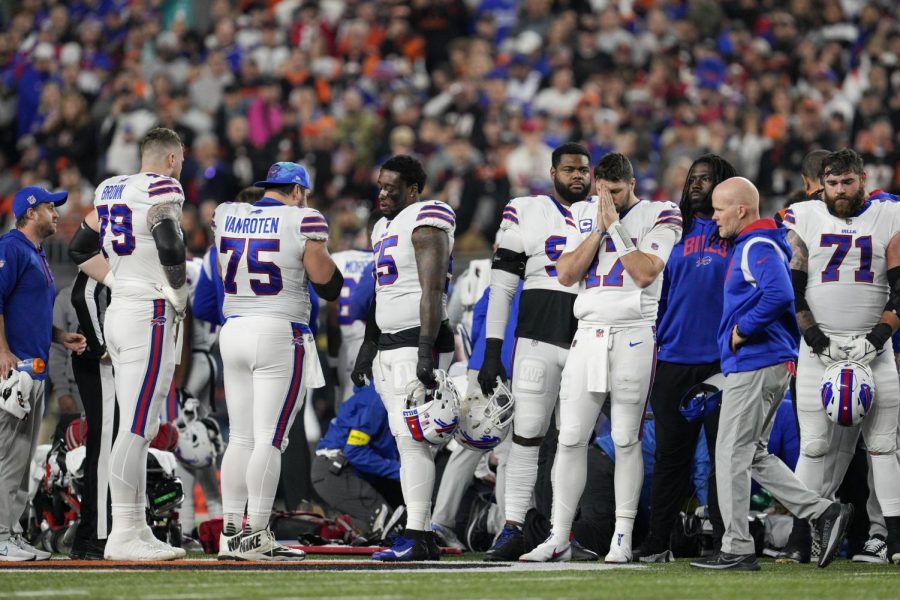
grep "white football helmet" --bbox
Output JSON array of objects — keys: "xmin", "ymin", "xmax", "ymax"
[
  {"xmin": 820, "ymin": 360, "xmax": 875, "ymax": 427},
  {"xmin": 175, "ymin": 418, "xmax": 218, "ymax": 468},
  {"xmin": 403, "ymin": 370, "xmax": 460, "ymax": 445},
  {"xmin": 455, "ymin": 379, "xmax": 514, "ymax": 451}
]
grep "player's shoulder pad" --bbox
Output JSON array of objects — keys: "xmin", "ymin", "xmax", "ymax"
[
  {"xmin": 651, "ymin": 200, "xmax": 683, "ymax": 229},
  {"xmin": 144, "ymin": 174, "xmax": 185, "ymax": 204},
  {"xmin": 414, "ymin": 200, "xmax": 455, "ymax": 232},
  {"xmin": 299, "ymin": 208, "xmax": 329, "ymax": 241}
]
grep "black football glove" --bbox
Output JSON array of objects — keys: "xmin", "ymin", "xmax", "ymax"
[
  {"xmin": 802, "ymin": 324, "xmax": 830, "ymax": 355},
  {"xmin": 477, "ymin": 338, "xmax": 507, "ymax": 396},
  {"xmin": 351, "ymin": 341, "xmax": 378, "ymax": 388},
  {"xmin": 417, "ymin": 341, "xmax": 436, "ymax": 388}
]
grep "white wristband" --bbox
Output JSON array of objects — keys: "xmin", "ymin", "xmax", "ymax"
[
  {"xmin": 102, "ymin": 270, "xmax": 116, "ymax": 290},
  {"xmin": 608, "ymin": 222, "xmax": 636, "ymax": 258}
]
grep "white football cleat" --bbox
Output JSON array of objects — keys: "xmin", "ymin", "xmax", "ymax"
[
  {"xmin": 218, "ymin": 530, "xmax": 244, "ymax": 560},
  {"xmin": 0, "ymin": 538, "xmax": 37, "ymax": 561},
  {"xmin": 103, "ymin": 529, "xmax": 178, "ymax": 561},
  {"xmin": 235, "ymin": 529, "xmax": 306, "ymax": 561},
  {"xmin": 605, "ymin": 531, "xmax": 632, "ymax": 563},
  {"xmin": 519, "ymin": 533, "xmax": 571, "ymax": 562},
  {"xmin": 138, "ymin": 526, "xmax": 185, "ymax": 558},
  {"xmin": 11, "ymin": 534, "xmax": 50, "ymax": 560}
]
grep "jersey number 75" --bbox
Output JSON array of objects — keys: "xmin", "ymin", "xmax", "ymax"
[{"xmin": 219, "ymin": 237, "xmax": 283, "ymax": 295}]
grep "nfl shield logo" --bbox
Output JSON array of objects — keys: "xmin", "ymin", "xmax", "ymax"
[{"xmin": 27, "ymin": 195, "xmax": 36, "ymax": 205}]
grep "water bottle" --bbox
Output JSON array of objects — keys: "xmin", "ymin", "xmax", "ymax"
[{"xmin": 16, "ymin": 358, "xmax": 45, "ymax": 375}]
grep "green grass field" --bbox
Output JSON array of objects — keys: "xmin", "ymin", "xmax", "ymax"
[{"xmin": 1, "ymin": 556, "xmax": 899, "ymax": 599}]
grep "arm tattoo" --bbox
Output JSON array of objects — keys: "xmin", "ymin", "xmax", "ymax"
[
  {"xmin": 147, "ymin": 201, "xmax": 182, "ymax": 232},
  {"xmin": 148, "ymin": 201, "xmax": 186, "ymax": 288},
  {"xmin": 787, "ymin": 230, "xmax": 808, "ymax": 271},
  {"xmin": 412, "ymin": 225, "xmax": 450, "ymax": 340},
  {"xmin": 162, "ymin": 263, "xmax": 186, "ymax": 289}
]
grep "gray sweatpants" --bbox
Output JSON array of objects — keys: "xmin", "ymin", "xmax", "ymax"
[
  {"xmin": 0, "ymin": 381, "xmax": 45, "ymax": 541},
  {"xmin": 716, "ymin": 363, "xmax": 830, "ymax": 555}
]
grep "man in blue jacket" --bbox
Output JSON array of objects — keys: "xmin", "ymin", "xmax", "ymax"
[
  {"xmin": 312, "ymin": 383, "xmax": 401, "ymax": 539},
  {"xmin": 691, "ymin": 177, "xmax": 851, "ymax": 571},
  {"xmin": 636, "ymin": 154, "xmax": 735, "ymax": 563}
]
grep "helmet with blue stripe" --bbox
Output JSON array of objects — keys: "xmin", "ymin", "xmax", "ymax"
[
  {"xmin": 454, "ymin": 377, "xmax": 514, "ymax": 451},
  {"xmin": 820, "ymin": 360, "xmax": 875, "ymax": 427}
]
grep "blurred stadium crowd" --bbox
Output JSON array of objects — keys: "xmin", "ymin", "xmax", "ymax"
[{"xmin": 1, "ymin": 0, "xmax": 898, "ymax": 258}]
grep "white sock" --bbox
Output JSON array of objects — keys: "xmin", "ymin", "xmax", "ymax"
[
  {"xmin": 246, "ymin": 443, "xmax": 282, "ymax": 532},
  {"xmin": 109, "ymin": 432, "xmax": 148, "ymax": 533},
  {"xmin": 221, "ymin": 432, "xmax": 253, "ymax": 534},
  {"xmin": 551, "ymin": 443, "xmax": 587, "ymax": 540},
  {"xmin": 613, "ymin": 441, "xmax": 642, "ymax": 529},
  {"xmin": 397, "ymin": 436, "xmax": 435, "ymax": 531},
  {"xmin": 503, "ymin": 442, "xmax": 539, "ymax": 524},
  {"xmin": 870, "ymin": 452, "xmax": 900, "ymax": 517}
]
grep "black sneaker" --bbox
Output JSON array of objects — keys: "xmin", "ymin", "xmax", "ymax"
[
  {"xmin": 484, "ymin": 525, "xmax": 525, "ymax": 562},
  {"xmin": 69, "ymin": 537, "xmax": 107, "ymax": 561},
  {"xmin": 570, "ymin": 540, "xmax": 599, "ymax": 562},
  {"xmin": 425, "ymin": 531, "xmax": 441, "ymax": 560},
  {"xmin": 814, "ymin": 502, "xmax": 853, "ymax": 568},
  {"xmin": 690, "ymin": 552, "xmax": 760, "ymax": 571},
  {"xmin": 372, "ymin": 533, "xmax": 430, "ymax": 561},
  {"xmin": 775, "ymin": 517, "xmax": 811, "ymax": 564},
  {"xmin": 851, "ymin": 535, "xmax": 887, "ymax": 564}
]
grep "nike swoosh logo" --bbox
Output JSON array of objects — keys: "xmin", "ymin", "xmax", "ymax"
[
  {"xmin": 628, "ymin": 341, "xmax": 642, "ymax": 347},
  {"xmin": 756, "ymin": 257, "xmax": 768, "ymax": 265},
  {"xmin": 552, "ymin": 546, "xmax": 569, "ymax": 559},
  {"xmin": 394, "ymin": 547, "xmax": 412, "ymax": 559}
]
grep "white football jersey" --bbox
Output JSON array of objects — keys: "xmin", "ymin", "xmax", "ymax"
[
  {"xmin": 185, "ymin": 257, "xmax": 219, "ymax": 351},
  {"xmin": 564, "ymin": 198, "xmax": 682, "ymax": 326},
  {"xmin": 94, "ymin": 172, "xmax": 185, "ymax": 301},
  {"xmin": 497, "ymin": 195, "xmax": 579, "ymax": 293},
  {"xmin": 372, "ymin": 200, "xmax": 455, "ymax": 333},
  {"xmin": 212, "ymin": 199, "xmax": 328, "ymax": 323},
  {"xmin": 332, "ymin": 249, "xmax": 374, "ymax": 341},
  {"xmin": 783, "ymin": 199, "xmax": 900, "ymax": 335}
]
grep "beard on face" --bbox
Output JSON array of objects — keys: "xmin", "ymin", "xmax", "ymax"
[
  {"xmin": 689, "ymin": 189, "xmax": 713, "ymax": 214},
  {"xmin": 825, "ymin": 186, "xmax": 866, "ymax": 218},
  {"xmin": 553, "ymin": 175, "xmax": 589, "ymax": 204}
]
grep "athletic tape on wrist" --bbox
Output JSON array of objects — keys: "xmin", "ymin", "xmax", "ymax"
[{"xmin": 608, "ymin": 222, "xmax": 636, "ymax": 257}]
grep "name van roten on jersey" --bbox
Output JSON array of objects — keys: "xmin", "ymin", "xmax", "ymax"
[{"xmin": 222, "ymin": 215, "xmax": 281, "ymax": 235}]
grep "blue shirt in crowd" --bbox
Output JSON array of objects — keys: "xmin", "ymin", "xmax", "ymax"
[
  {"xmin": 0, "ymin": 230, "xmax": 56, "ymax": 380},
  {"xmin": 317, "ymin": 383, "xmax": 400, "ymax": 481},
  {"xmin": 719, "ymin": 219, "xmax": 799, "ymax": 374},
  {"xmin": 467, "ymin": 283, "xmax": 521, "ymax": 372},
  {"xmin": 657, "ymin": 217, "xmax": 729, "ymax": 364}
]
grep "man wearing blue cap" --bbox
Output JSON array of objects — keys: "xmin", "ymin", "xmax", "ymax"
[
  {"xmin": 215, "ymin": 161, "xmax": 342, "ymax": 561},
  {"xmin": 0, "ymin": 186, "xmax": 87, "ymax": 561}
]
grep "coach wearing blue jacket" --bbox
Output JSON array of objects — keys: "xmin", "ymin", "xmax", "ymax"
[
  {"xmin": 312, "ymin": 383, "xmax": 401, "ymax": 537},
  {"xmin": 691, "ymin": 177, "xmax": 851, "ymax": 572}
]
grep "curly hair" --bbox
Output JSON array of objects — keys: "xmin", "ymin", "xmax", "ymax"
[{"xmin": 380, "ymin": 154, "xmax": 427, "ymax": 193}]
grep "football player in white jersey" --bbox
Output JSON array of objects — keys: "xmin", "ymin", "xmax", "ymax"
[
  {"xmin": 213, "ymin": 162, "xmax": 342, "ymax": 561},
  {"xmin": 478, "ymin": 143, "xmax": 590, "ymax": 561},
  {"xmin": 69, "ymin": 127, "xmax": 190, "ymax": 560},
  {"xmin": 521, "ymin": 153, "xmax": 682, "ymax": 563},
  {"xmin": 350, "ymin": 155, "xmax": 455, "ymax": 561},
  {"xmin": 326, "ymin": 214, "xmax": 376, "ymax": 405},
  {"xmin": 783, "ymin": 148, "xmax": 900, "ymax": 564}
]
